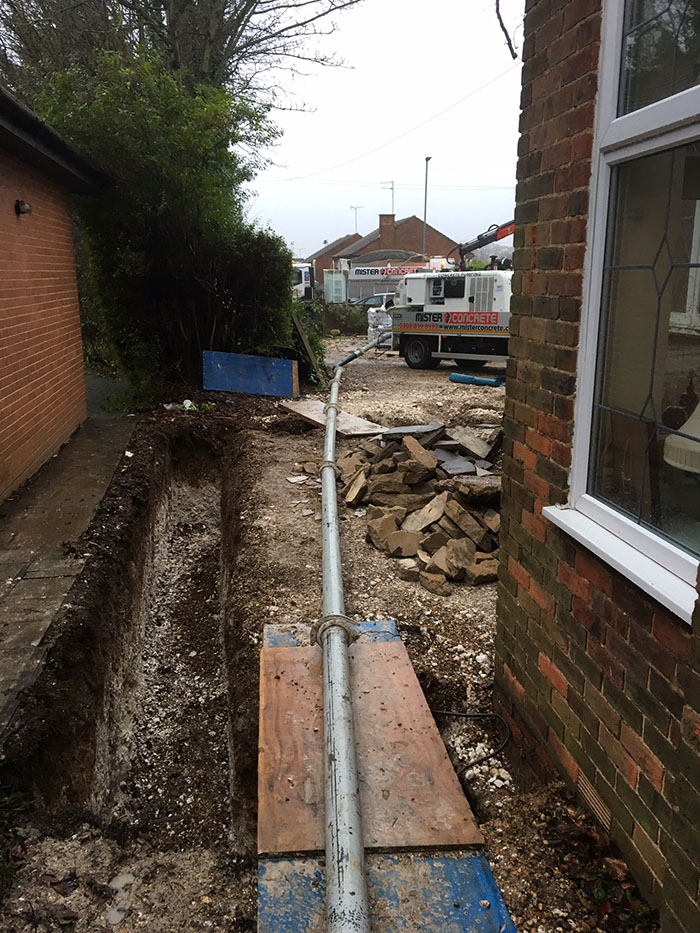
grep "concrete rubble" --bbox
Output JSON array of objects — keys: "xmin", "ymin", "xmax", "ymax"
[{"xmin": 337, "ymin": 426, "xmax": 502, "ymax": 596}]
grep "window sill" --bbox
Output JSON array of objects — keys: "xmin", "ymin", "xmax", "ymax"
[{"xmin": 542, "ymin": 505, "xmax": 697, "ymax": 624}]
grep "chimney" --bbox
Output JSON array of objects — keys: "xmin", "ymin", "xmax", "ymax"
[{"xmin": 378, "ymin": 213, "xmax": 396, "ymax": 249}]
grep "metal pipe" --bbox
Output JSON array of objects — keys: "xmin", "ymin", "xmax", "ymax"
[{"xmin": 319, "ymin": 336, "xmax": 382, "ymax": 932}]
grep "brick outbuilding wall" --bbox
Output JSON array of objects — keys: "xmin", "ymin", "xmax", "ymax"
[
  {"xmin": 0, "ymin": 148, "xmax": 87, "ymax": 502},
  {"xmin": 495, "ymin": 2, "xmax": 700, "ymax": 931}
]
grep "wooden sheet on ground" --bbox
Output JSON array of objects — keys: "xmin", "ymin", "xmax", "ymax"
[
  {"xmin": 258, "ymin": 641, "xmax": 483, "ymax": 855},
  {"xmin": 279, "ymin": 398, "xmax": 385, "ymax": 436}
]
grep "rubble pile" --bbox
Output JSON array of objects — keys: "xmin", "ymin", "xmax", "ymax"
[{"xmin": 337, "ymin": 425, "xmax": 502, "ymax": 596}]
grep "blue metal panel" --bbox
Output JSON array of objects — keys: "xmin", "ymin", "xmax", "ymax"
[
  {"xmin": 263, "ymin": 619, "xmax": 399, "ymax": 648},
  {"xmin": 258, "ymin": 853, "xmax": 517, "ymax": 932},
  {"xmin": 202, "ymin": 350, "xmax": 298, "ymax": 398}
]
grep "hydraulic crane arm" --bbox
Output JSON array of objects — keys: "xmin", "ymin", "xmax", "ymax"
[{"xmin": 448, "ymin": 220, "xmax": 515, "ymax": 269}]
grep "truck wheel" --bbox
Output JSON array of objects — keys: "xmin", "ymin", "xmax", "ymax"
[
  {"xmin": 405, "ymin": 337, "xmax": 440, "ymax": 369},
  {"xmin": 454, "ymin": 359, "xmax": 487, "ymax": 371}
]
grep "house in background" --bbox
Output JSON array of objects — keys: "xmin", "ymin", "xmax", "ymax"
[
  {"xmin": 307, "ymin": 213, "xmax": 459, "ymax": 300},
  {"xmin": 306, "ymin": 233, "xmax": 361, "ymax": 289},
  {"xmin": 496, "ymin": 3, "xmax": 700, "ymax": 932},
  {"xmin": 0, "ymin": 88, "xmax": 103, "ymax": 502},
  {"xmin": 334, "ymin": 212, "xmax": 457, "ymax": 265}
]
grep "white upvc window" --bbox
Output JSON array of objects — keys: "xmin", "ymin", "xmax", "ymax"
[{"xmin": 543, "ymin": 0, "xmax": 700, "ymax": 623}]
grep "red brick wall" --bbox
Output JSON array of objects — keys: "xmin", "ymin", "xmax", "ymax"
[
  {"xmin": 311, "ymin": 235, "xmax": 362, "ymax": 286},
  {"xmin": 496, "ymin": 1, "xmax": 700, "ymax": 930},
  {"xmin": 352, "ymin": 216, "xmax": 457, "ymax": 261},
  {"xmin": 0, "ymin": 149, "xmax": 87, "ymax": 502}
]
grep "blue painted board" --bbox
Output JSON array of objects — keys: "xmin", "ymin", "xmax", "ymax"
[
  {"xmin": 258, "ymin": 853, "xmax": 517, "ymax": 932},
  {"xmin": 203, "ymin": 350, "xmax": 299, "ymax": 398}
]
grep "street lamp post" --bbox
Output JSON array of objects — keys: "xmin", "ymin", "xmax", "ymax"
[{"xmin": 422, "ymin": 156, "xmax": 432, "ymax": 257}]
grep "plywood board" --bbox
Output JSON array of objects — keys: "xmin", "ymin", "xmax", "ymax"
[
  {"xmin": 203, "ymin": 351, "xmax": 299, "ymax": 398},
  {"xmin": 279, "ymin": 399, "xmax": 385, "ymax": 436},
  {"xmin": 258, "ymin": 641, "xmax": 482, "ymax": 855}
]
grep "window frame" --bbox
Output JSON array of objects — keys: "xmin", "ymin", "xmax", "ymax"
[{"xmin": 542, "ymin": 0, "xmax": 700, "ymax": 623}]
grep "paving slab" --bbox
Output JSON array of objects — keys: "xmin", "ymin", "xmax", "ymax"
[{"xmin": 0, "ymin": 395, "xmax": 133, "ymax": 738}]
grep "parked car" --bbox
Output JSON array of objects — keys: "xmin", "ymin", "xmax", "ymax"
[{"xmin": 351, "ymin": 292, "xmax": 395, "ymax": 311}]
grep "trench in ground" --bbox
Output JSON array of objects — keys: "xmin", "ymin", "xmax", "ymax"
[{"xmin": 2, "ymin": 435, "xmax": 261, "ymax": 927}]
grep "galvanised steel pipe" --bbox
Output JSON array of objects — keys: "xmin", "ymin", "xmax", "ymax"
[{"xmin": 319, "ymin": 336, "xmax": 382, "ymax": 932}]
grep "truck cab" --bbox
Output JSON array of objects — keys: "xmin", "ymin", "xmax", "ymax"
[{"xmin": 392, "ymin": 270, "xmax": 511, "ymax": 369}]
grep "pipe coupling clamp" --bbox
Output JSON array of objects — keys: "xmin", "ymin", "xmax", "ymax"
[
  {"xmin": 323, "ymin": 400, "xmax": 340, "ymax": 416},
  {"xmin": 312, "ymin": 613, "xmax": 361, "ymax": 645},
  {"xmin": 319, "ymin": 459, "xmax": 339, "ymax": 476}
]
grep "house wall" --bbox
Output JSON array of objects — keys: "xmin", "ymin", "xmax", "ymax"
[
  {"xmin": 310, "ymin": 235, "xmax": 361, "ymax": 286},
  {"xmin": 353, "ymin": 215, "xmax": 455, "ymax": 259},
  {"xmin": 0, "ymin": 149, "xmax": 87, "ymax": 502},
  {"xmin": 496, "ymin": 2, "xmax": 700, "ymax": 931}
]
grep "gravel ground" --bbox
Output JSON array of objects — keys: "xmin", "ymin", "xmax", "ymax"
[{"xmin": 0, "ymin": 338, "xmax": 658, "ymax": 931}]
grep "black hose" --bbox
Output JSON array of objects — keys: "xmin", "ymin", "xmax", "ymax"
[{"xmin": 431, "ymin": 708, "xmax": 511, "ymax": 774}]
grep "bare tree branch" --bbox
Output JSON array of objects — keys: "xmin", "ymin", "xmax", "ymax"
[{"xmin": 495, "ymin": 0, "xmax": 517, "ymax": 60}]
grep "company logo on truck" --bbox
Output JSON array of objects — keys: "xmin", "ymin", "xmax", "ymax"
[{"xmin": 444, "ymin": 311, "xmax": 498, "ymax": 325}]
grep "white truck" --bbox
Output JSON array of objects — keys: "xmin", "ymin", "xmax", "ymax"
[{"xmin": 391, "ymin": 269, "xmax": 512, "ymax": 369}]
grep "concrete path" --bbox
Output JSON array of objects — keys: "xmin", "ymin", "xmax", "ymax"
[{"xmin": 0, "ymin": 374, "xmax": 134, "ymax": 735}]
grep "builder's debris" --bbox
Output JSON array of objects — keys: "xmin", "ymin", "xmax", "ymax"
[
  {"xmin": 337, "ymin": 425, "xmax": 503, "ymax": 595},
  {"xmin": 279, "ymin": 398, "xmax": 385, "ymax": 435}
]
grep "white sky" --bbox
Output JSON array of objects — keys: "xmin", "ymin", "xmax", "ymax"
[{"xmin": 244, "ymin": 0, "xmax": 525, "ymax": 259}]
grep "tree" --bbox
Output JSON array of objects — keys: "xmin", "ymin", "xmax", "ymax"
[
  {"xmin": 37, "ymin": 53, "xmax": 294, "ymax": 387},
  {"xmin": 0, "ymin": 0, "xmax": 366, "ymax": 99}
]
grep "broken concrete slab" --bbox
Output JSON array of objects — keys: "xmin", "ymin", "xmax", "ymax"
[
  {"xmin": 396, "ymin": 459, "xmax": 434, "ymax": 485},
  {"xmin": 438, "ymin": 515, "xmax": 466, "ymax": 539},
  {"xmin": 440, "ymin": 456, "xmax": 476, "ymax": 477},
  {"xmin": 394, "ymin": 558, "xmax": 421, "ymax": 582},
  {"xmin": 463, "ymin": 559, "xmax": 499, "ymax": 585},
  {"xmin": 403, "ymin": 435, "xmax": 439, "ymax": 472},
  {"xmin": 402, "ymin": 492, "xmax": 450, "ymax": 534},
  {"xmin": 370, "ymin": 492, "xmax": 435, "ymax": 511},
  {"xmin": 385, "ymin": 531, "xmax": 424, "ymax": 558},
  {"xmin": 382, "ymin": 422, "xmax": 444, "ymax": 439},
  {"xmin": 444, "ymin": 500, "xmax": 492, "ymax": 551},
  {"xmin": 444, "ymin": 537, "xmax": 477, "ymax": 579},
  {"xmin": 425, "ymin": 546, "xmax": 451, "ymax": 577},
  {"xmin": 421, "ymin": 531, "xmax": 449, "ymax": 554},
  {"xmin": 344, "ymin": 470, "xmax": 369, "ymax": 507},
  {"xmin": 366, "ymin": 514, "xmax": 401, "ymax": 551},
  {"xmin": 447, "ymin": 426, "xmax": 492, "ymax": 461},
  {"xmin": 419, "ymin": 571, "xmax": 453, "ymax": 596},
  {"xmin": 367, "ymin": 474, "xmax": 408, "ymax": 497},
  {"xmin": 482, "ymin": 508, "xmax": 501, "ymax": 535},
  {"xmin": 366, "ymin": 505, "xmax": 408, "ymax": 524}
]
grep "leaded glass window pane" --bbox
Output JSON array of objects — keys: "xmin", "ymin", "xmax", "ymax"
[
  {"xmin": 619, "ymin": 1, "xmax": 700, "ymax": 115},
  {"xmin": 589, "ymin": 141, "xmax": 700, "ymax": 557}
]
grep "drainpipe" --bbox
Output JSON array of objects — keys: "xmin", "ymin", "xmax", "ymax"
[{"xmin": 318, "ymin": 336, "xmax": 382, "ymax": 932}]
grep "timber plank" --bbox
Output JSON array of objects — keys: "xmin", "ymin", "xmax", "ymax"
[
  {"xmin": 279, "ymin": 398, "xmax": 385, "ymax": 436},
  {"xmin": 258, "ymin": 641, "xmax": 482, "ymax": 855}
]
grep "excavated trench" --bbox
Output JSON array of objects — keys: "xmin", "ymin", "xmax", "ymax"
[{"xmin": 0, "ymin": 426, "xmax": 261, "ymax": 928}]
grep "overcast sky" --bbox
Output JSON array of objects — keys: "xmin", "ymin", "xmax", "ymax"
[{"xmin": 244, "ymin": 0, "xmax": 525, "ymax": 258}]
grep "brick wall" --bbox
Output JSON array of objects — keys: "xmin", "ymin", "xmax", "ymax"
[
  {"xmin": 311, "ymin": 235, "xmax": 361, "ymax": 286},
  {"xmin": 495, "ymin": 1, "xmax": 700, "ymax": 930},
  {"xmin": 0, "ymin": 149, "xmax": 87, "ymax": 502}
]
